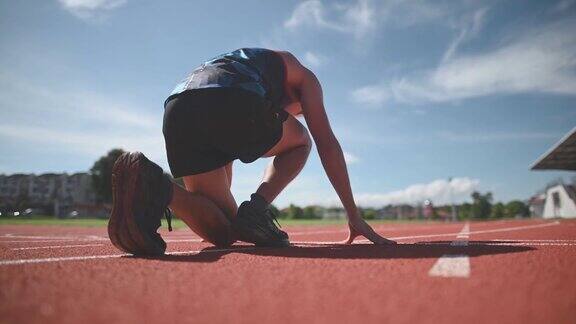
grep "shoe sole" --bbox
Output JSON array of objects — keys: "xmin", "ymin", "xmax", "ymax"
[{"xmin": 107, "ymin": 152, "xmax": 165, "ymax": 256}]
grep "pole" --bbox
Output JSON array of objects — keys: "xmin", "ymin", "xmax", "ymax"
[{"xmin": 449, "ymin": 177, "xmax": 457, "ymax": 222}]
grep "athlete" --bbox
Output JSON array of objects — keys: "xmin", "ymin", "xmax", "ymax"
[{"xmin": 108, "ymin": 48, "xmax": 396, "ymax": 255}]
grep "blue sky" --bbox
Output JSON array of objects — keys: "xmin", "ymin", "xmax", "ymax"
[{"xmin": 0, "ymin": 0, "xmax": 575, "ymax": 208}]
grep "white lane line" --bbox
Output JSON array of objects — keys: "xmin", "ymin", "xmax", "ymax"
[
  {"xmin": 352, "ymin": 221, "xmax": 560, "ymax": 243},
  {"xmin": 288, "ymin": 223, "xmax": 467, "ymax": 237},
  {"xmin": 0, "ymin": 253, "xmax": 130, "ymax": 265},
  {"xmin": 455, "ymin": 222, "xmax": 470, "ymax": 239},
  {"xmin": 429, "ymin": 223, "xmax": 471, "ymax": 278},
  {"xmin": 12, "ymin": 244, "xmax": 106, "ymax": 251},
  {"xmin": 297, "ymin": 222, "xmax": 560, "ymax": 245},
  {"xmin": 414, "ymin": 242, "xmax": 576, "ymax": 247},
  {"xmin": 428, "ymin": 255, "xmax": 470, "ymax": 278},
  {"xmin": 0, "ymin": 239, "xmax": 108, "ymax": 244},
  {"xmin": 0, "ymin": 221, "xmax": 563, "ymax": 266},
  {"xmin": 450, "ymin": 222, "xmax": 469, "ymax": 246},
  {"xmin": 165, "ymin": 239, "xmax": 203, "ymax": 243},
  {"xmin": 2, "ymin": 221, "xmax": 556, "ymax": 243},
  {"xmin": 1, "ymin": 237, "xmax": 203, "ymax": 244},
  {"xmin": 7, "ymin": 238, "xmax": 202, "ymax": 250},
  {"xmin": 0, "ymin": 240, "xmax": 88, "ymax": 243},
  {"xmin": 489, "ymin": 239, "xmax": 576, "ymax": 243},
  {"xmin": 0, "ymin": 234, "xmax": 108, "ymax": 240},
  {"xmin": 471, "ymin": 242, "xmax": 576, "ymax": 247},
  {"xmin": 0, "ymin": 246, "xmax": 260, "ymax": 266}
]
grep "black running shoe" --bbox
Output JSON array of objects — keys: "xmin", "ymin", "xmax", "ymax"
[
  {"xmin": 232, "ymin": 200, "xmax": 290, "ymax": 247},
  {"xmin": 108, "ymin": 152, "xmax": 174, "ymax": 256}
]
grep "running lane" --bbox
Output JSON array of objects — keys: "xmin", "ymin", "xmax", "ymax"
[{"xmin": 0, "ymin": 219, "xmax": 574, "ymax": 324}]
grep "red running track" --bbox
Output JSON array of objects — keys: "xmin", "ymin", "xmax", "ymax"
[{"xmin": 0, "ymin": 219, "xmax": 575, "ymax": 324}]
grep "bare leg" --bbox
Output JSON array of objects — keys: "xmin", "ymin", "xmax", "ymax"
[
  {"xmin": 168, "ymin": 166, "xmax": 238, "ymax": 247},
  {"xmin": 256, "ymin": 115, "xmax": 312, "ymax": 203}
]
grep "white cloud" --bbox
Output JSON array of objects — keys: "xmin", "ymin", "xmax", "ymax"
[
  {"xmin": 284, "ymin": 1, "xmax": 330, "ymax": 30},
  {"xmin": 437, "ymin": 131, "xmax": 560, "ymax": 143},
  {"xmin": 442, "ymin": 8, "xmax": 488, "ymax": 62},
  {"xmin": 272, "ymin": 176, "xmax": 480, "ymax": 208},
  {"xmin": 0, "ymin": 124, "xmax": 162, "ymax": 158},
  {"xmin": 341, "ymin": 0, "xmax": 376, "ymax": 39},
  {"xmin": 350, "ymin": 84, "xmax": 391, "ymax": 107},
  {"xmin": 284, "ymin": 0, "xmax": 376, "ymax": 39},
  {"xmin": 0, "ymin": 72, "xmax": 166, "ymax": 168},
  {"xmin": 283, "ymin": 0, "xmax": 479, "ymax": 41},
  {"xmin": 303, "ymin": 51, "xmax": 325, "ymax": 68},
  {"xmin": 343, "ymin": 151, "xmax": 360, "ymax": 164},
  {"xmin": 58, "ymin": 0, "xmax": 127, "ymax": 20},
  {"xmin": 351, "ymin": 19, "xmax": 576, "ymax": 106},
  {"xmin": 355, "ymin": 177, "xmax": 480, "ymax": 207}
]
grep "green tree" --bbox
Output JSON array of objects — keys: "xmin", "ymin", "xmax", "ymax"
[
  {"xmin": 471, "ymin": 191, "xmax": 493, "ymax": 219},
  {"xmin": 286, "ymin": 204, "xmax": 304, "ymax": 219},
  {"xmin": 505, "ymin": 200, "xmax": 529, "ymax": 218},
  {"xmin": 361, "ymin": 208, "xmax": 377, "ymax": 220},
  {"xmin": 90, "ymin": 148, "xmax": 126, "ymax": 203},
  {"xmin": 303, "ymin": 206, "xmax": 320, "ymax": 219},
  {"xmin": 491, "ymin": 202, "xmax": 505, "ymax": 219},
  {"xmin": 269, "ymin": 204, "xmax": 284, "ymax": 218},
  {"xmin": 458, "ymin": 203, "xmax": 472, "ymax": 220}
]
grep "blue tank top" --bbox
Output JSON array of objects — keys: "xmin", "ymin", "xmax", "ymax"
[{"xmin": 166, "ymin": 48, "xmax": 287, "ymax": 113}]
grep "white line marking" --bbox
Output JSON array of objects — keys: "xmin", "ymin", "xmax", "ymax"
[
  {"xmin": 451, "ymin": 222, "xmax": 470, "ymax": 246},
  {"xmin": 428, "ymin": 254, "xmax": 470, "ymax": 278},
  {"xmin": 0, "ymin": 234, "xmax": 108, "ymax": 240},
  {"xmin": 423, "ymin": 242, "xmax": 576, "ymax": 247},
  {"xmin": 0, "ymin": 253, "xmax": 130, "ymax": 265},
  {"xmin": 0, "ymin": 221, "xmax": 564, "ymax": 266},
  {"xmin": 2, "ymin": 221, "xmax": 556, "ymax": 243},
  {"xmin": 12, "ymin": 244, "xmax": 105, "ymax": 251},
  {"xmin": 288, "ymin": 223, "xmax": 467, "ymax": 236},
  {"xmin": 353, "ymin": 221, "xmax": 560, "ymax": 243},
  {"xmin": 290, "ymin": 241, "xmax": 576, "ymax": 247},
  {"xmin": 0, "ymin": 246, "xmax": 261, "ymax": 266},
  {"xmin": 165, "ymin": 239, "xmax": 203, "ymax": 243},
  {"xmin": 0, "ymin": 239, "xmax": 106, "ymax": 243},
  {"xmin": 291, "ymin": 241, "xmax": 348, "ymax": 245},
  {"xmin": 429, "ymin": 223, "xmax": 471, "ymax": 278},
  {"xmin": 471, "ymin": 242, "xmax": 576, "ymax": 247},
  {"xmin": 489, "ymin": 239, "xmax": 576, "ymax": 243}
]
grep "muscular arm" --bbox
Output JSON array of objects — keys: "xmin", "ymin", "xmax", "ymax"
[
  {"xmin": 276, "ymin": 51, "xmax": 396, "ymax": 245},
  {"xmin": 277, "ymin": 51, "xmax": 359, "ymax": 219},
  {"xmin": 300, "ymin": 73, "xmax": 360, "ymax": 217}
]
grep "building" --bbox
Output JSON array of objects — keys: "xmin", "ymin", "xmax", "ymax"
[
  {"xmin": 321, "ymin": 207, "xmax": 346, "ymax": 219},
  {"xmin": 531, "ymin": 126, "xmax": 576, "ymax": 218},
  {"xmin": 0, "ymin": 172, "xmax": 101, "ymax": 217},
  {"xmin": 528, "ymin": 193, "xmax": 546, "ymax": 218},
  {"xmin": 540, "ymin": 183, "xmax": 576, "ymax": 219}
]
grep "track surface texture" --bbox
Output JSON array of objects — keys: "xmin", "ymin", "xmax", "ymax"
[{"xmin": 1, "ymin": 219, "xmax": 575, "ymax": 324}]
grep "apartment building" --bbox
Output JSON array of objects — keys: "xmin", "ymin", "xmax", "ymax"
[{"xmin": 0, "ymin": 172, "xmax": 100, "ymax": 217}]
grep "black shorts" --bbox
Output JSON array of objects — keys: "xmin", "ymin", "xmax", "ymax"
[{"xmin": 163, "ymin": 87, "xmax": 288, "ymax": 178}]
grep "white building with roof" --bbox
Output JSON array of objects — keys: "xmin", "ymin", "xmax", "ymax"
[
  {"xmin": 541, "ymin": 183, "xmax": 576, "ymax": 219},
  {"xmin": 531, "ymin": 126, "xmax": 576, "ymax": 218}
]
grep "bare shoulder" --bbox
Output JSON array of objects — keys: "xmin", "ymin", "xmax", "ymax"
[{"xmin": 273, "ymin": 50, "xmax": 313, "ymax": 86}]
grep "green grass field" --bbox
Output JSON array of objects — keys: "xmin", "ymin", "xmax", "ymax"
[{"xmin": 0, "ymin": 216, "xmax": 426, "ymax": 228}]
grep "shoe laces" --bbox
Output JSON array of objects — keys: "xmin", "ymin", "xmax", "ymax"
[
  {"xmin": 264, "ymin": 208, "xmax": 282, "ymax": 231},
  {"xmin": 164, "ymin": 208, "xmax": 173, "ymax": 232}
]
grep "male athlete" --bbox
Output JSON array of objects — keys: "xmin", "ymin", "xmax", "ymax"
[{"xmin": 108, "ymin": 48, "xmax": 396, "ymax": 255}]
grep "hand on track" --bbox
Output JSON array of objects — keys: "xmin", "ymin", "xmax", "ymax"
[{"xmin": 343, "ymin": 218, "xmax": 397, "ymax": 245}]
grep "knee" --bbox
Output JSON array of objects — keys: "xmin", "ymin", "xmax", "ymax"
[
  {"xmin": 207, "ymin": 235, "xmax": 236, "ymax": 248},
  {"xmin": 201, "ymin": 219, "xmax": 236, "ymax": 248},
  {"xmin": 299, "ymin": 126, "xmax": 312, "ymax": 155}
]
